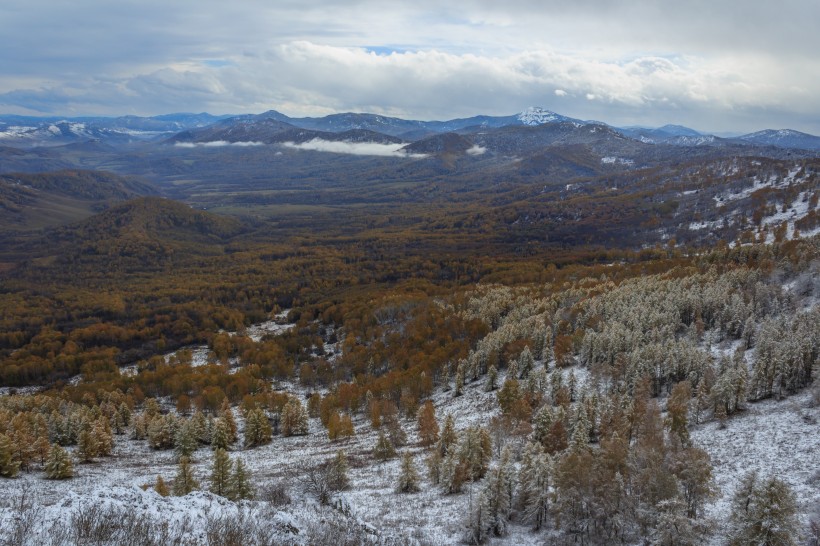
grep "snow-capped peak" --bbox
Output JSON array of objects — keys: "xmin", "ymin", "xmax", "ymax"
[{"xmin": 517, "ymin": 106, "xmax": 561, "ymax": 126}]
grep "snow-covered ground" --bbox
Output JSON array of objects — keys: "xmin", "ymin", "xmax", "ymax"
[{"xmin": 691, "ymin": 388, "xmax": 820, "ymax": 544}]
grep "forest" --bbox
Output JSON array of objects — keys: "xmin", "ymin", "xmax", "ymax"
[{"xmin": 0, "ymin": 131, "xmax": 818, "ymax": 544}]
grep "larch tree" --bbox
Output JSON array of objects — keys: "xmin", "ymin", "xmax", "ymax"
[
  {"xmin": 373, "ymin": 431, "xmax": 396, "ymax": 462},
  {"xmin": 173, "ymin": 455, "xmax": 199, "ymax": 496},
  {"xmin": 0, "ymin": 433, "xmax": 20, "ymax": 477},
  {"xmin": 416, "ymin": 401, "xmax": 439, "ymax": 448},
  {"xmin": 155, "ymin": 475, "xmax": 170, "ymax": 497},
  {"xmin": 231, "ymin": 458, "xmax": 254, "ymax": 500},
  {"xmin": 728, "ymin": 471, "xmax": 799, "ymax": 546},
  {"xmin": 44, "ymin": 444, "xmax": 72, "ymax": 479},
  {"xmin": 210, "ymin": 448, "xmax": 233, "ymax": 497},
  {"xmin": 395, "ymin": 451, "xmax": 421, "ymax": 493},
  {"xmin": 219, "ymin": 399, "xmax": 238, "ymax": 444}
]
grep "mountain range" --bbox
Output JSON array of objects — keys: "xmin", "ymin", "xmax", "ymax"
[{"xmin": 2, "ymin": 107, "xmax": 820, "ymax": 151}]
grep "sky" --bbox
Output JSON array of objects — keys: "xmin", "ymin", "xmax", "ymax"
[{"xmin": 1, "ymin": 0, "xmax": 819, "ymax": 134}]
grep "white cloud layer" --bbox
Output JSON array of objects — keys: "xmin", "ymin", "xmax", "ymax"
[
  {"xmin": 1, "ymin": 1, "xmax": 819, "ymax": 133},
  {"xmin": 281, "ymin": 139, "xmax": 426, "ymax": 158},
  {"xmin": 174, "ymin": 141, "xmax": 264, "ymax": 148}
]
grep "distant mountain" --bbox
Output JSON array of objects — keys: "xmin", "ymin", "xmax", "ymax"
[
  {"xmin": 617, "ymin": 124, "xmax": 704, "ymax": 143},
  {"xmin": 0, "ymin": 113, "xmax": 232, "ymax": 147},
  {"xmin": 738, "ymin": 129, "xmax": 820, "ymax": 151},
  {"xmin": 0, "ymin": 169, "xmax": 159, "ymax": 232},
  {"xmin": 192, "ymin": 106, "xmax": 589, "ymax": 139}
]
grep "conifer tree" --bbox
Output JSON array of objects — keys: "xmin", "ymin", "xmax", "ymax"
[
  {"xmin": 231, "ymin": 458, "xmax": 254, "ymax": 500},
  {"xmin": 666, "ymin": 380, "xmax": 692, "ymax": 445},
  {"xmin": 519, "ymin": 346, "xmax": 534, "ymax": 378},
  {"xmin": 210, "ymin": 448, "xmax": 233, "ymax": 497},
  {"xmin": 243, "ymin": 408, "xmax": 272, "ymax": 448},
  {"xmin": 155, "ymin": 475, "xmax": 170, "ymax": 497},
  {"xmin": 44, "ymin": 444, "xmax": 73, "ymax": 479},
  {"xmin": 77, "ymin": 428, "xmax": 97, "ymax": 463},
  {"xmin": 485, "ymin": 364, "xmax": 498, "ymax": 392},
  {"xmin": 454, "ymin": 362, "xmax": 465, "ymax": 397},
  {"xmin": 373, "ymin": 431, "xmax": 396, "ymax": 462},
  {"xmin": 281, "ymin": 398, "xmax": 308, "ymax": 436},
  {"xmin": 436, "ymin": 414, "xmax": 457, "ymax": 457},
  {"xmin": 116, "ymin": 402, "xmax": 131, "ymax": 432},
  {"xmin": 0, "ymin": 433, "xmax": 20, "ymax": 477},
  {"xmin": 416, "ymin": 401, "xmax": 439, "ymax": 447},
  {"xmin": 728, "ymin": 471, "xmax": 799, "ymax": 546},
  {"xmin": 211, "ymin": 418, "xmax": 231, "ymax": 451},
  {"xmin": 396, "ymin": 452, "xmax": 420, "ymax": 493},
  {"xmin": 327, "ymin": 450, "xmax": 350, "ymax": 491},
  {"xmin": 174, "ymin": 419, "xmax": 198, "ymax": 460},
  {"xmin": 219, "ymin": 399, "xmax": 238, "ymax": 444},
  {"xmin": 173, "ymin": 455, "xmax": 199, "ymax": 496},
  {"xmin": 517, "ymin": 441, "xmax": 552, "ymax": 530}
]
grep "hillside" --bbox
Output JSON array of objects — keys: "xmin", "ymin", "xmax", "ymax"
[{"xmin": 0, "ymin": 170, "xmax": 159, "ymax": 232}]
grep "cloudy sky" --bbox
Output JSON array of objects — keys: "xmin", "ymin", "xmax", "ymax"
[{"xmin": 2, "ymin": 0, "xmax": 819, "ymax": 133}]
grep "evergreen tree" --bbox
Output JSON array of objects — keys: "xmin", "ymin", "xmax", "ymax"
[
  {"xmin": 174, "ymin": 419, "xmax": 198, "ymax": 460},
  {"xmin": 0, "ymin": 433, "xmax": 20, "ymax": 477},
  {"xmin": 373, "ymin": 431, "xmax": 396, "ymax": 462},
  {"xmin": 77, "ymin": 428, "xmax": 97, "ymax": 463},
  {"xmin": 436, "ymin": 414, "xmax": 457, "ymax": 457},
  {"xmin": 44, "ymin": 444, "xmax": 73, "ymax": 479},
  {"xmin": 728, "ymin": 471, "xmax": 799, "ymax": 546},
  {"xmin": 396, "ymin": 452, "xmax": 420, "ymax": 493},
  {"xmin": 244, "ymin": 408, "xmax": 272, "ymax": 448},
  {"xmin": 485, "ymin": 364, "xmax": 499, "ymax": 392},
  {"xmin": 517, "ymin": 441, "xmax": 552, "ymax": 530},
  {"xmin": 327, "ymin": 450, "xmax": 350, "ymax": 491},
  {"xmin": 211, "ymin": 418, "xmax": 231, "ymax": 451},
  {"xmin": 210, "ymin": 448, "xmax": 233, "ymax": 497},
  {"xmin": 454, "ymin": 362, "xmax": 465, "ymax": 397},
  {"xmin": 173, "ymin": 455, "xmax": 199, "ymax": 496},
  {"xmin": 281, "ymin": 398, "xmax": 309, "ymax": 436},
  {"xmin": 519, "ymin": 346, "xmax": 534, "ymax": 378},
  {"xmin": 231, "ymin": 458, "xmax": 254, "ymax": 500}
]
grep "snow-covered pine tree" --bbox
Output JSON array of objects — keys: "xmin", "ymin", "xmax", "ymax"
[
  {"xmin": 436, "ymin": 414, "xmax": 457, "ymax": 457},
  {"xmin": 210, "ymin": 418, "xmax": 231, "ymax": 451},
  {"xmin": 485, "ymin": 364, "xmax": 498, "ymax": 392},
  {"xmin": 244, "ymin": 408, "xmax": 272, "ymax": 448},
  {"xmin": 728, "ymin": 471, "xmax": 799, "ymax": 546},
  {"xmin": 517, "ymin": 441, "xmax": 552, "ymax": 530},
  {"xmin": 396, "ymin": 451, "xmax": 421, "ymax": 493},
  {"xmin": 373, "ymin": 430, "xmax": 396, "ymax": 462},
  {"xmin": 519, "ymin": 346, "xmax": 534, "ymax": 378},
  {"xmin": 173, "ymin": 417, "xmax": 197, "ymax": 459}
]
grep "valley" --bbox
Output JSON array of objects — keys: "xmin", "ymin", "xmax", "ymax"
[{"xmin": 0, "ymin": 107, "xmax": 818, "ymax": 546}]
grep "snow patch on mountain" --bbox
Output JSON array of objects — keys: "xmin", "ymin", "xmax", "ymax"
[{"xmin": 517, "ymin": 107, "xmax": 564, "ymax": 126}]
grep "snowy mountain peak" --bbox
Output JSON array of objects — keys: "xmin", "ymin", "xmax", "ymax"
[{"xmin": 517, "ymin": 106, "xmax": 562, "ymax": 126}]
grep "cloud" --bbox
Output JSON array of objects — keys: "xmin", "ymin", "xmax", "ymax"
[
  {"xmin": 174, "ymin": 141, "xmax": 264, "ymax": 148},
  {"xmin": 281, "ymin": 138, "xmax": 427, "ymax": 158},
  {"xmin": 466, "ymin": 144, "xmax": 486, "ymax": 156},
  {"xmin": 1, "ymin": 1, "xmax": 819, "ymax": 132}
]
